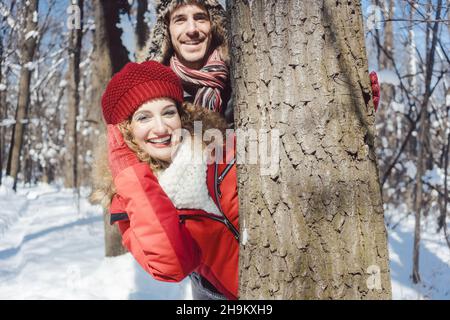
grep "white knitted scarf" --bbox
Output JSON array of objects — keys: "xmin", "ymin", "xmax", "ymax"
[{"xmin": 156, "ymin": 139, "xmax": 222, "ymax": 217}]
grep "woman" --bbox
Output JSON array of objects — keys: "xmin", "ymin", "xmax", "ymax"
[{"xmin": 91, "ymin": 60, "xmax": 239, "ymax": 300}]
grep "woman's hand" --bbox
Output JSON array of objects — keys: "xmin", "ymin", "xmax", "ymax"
[
  {"xmin": 107, "ymin": 124, "xmax": 140, "ymax": 179},
  {"xmin": 370, "ymin": 71, "xmax": 380, "ymax": 112}
]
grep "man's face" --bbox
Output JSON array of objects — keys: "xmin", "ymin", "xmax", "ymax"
[{"xmin": 169, "ymin": 4, "xmax": 212, "ymax": 70}]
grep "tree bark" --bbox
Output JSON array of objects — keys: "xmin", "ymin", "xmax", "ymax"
[
  {"xmin": 378, "ymin": 0, "xmax": 395, "ymax": 116},
  {"xmin": 8, "ymin": 0, "xmax": 39, "ymax": 191},
  {"xmin": 412, "ymin": 0, "xmax": 442, "ymax": 284},
  {"xmin": 64, "ymin": 0, "xmax": 84, "ymax": 189},
  {"xmin": 230, "ymin": 0, "xmax": 391, "ymax": 299},
  {"xmin": 0, "ymin": 31, "xmax": 4, "ymax": 186},
  {"xmin": 375, "ymin": 0, "xmax": 399, "ymax": 199},
  {"xmin": 92, "ymin": 0, "xmax": 130, "ymax": 257},
  {"xmin": 135, "ymin": 0, "xmax": 150, "ymax": 63},
  {"xmin": 406, "ymin": 2, "xmax": 418, "ymax": 160}
]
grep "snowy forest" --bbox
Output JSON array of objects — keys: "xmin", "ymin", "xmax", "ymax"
[{"xmin": 0, "ymin": 0, "xmax": 449, "ymax": 300}]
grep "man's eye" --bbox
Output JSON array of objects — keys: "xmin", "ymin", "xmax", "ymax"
[
  {"xmin": 173, "ymin": 17, "xmax": 186, "ymax": 24},
  {"xmin": 194, "ymin": 14, "xmax": 209, "ymax": 21}
]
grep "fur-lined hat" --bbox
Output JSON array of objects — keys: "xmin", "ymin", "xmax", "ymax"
[{"xmin": 140, "ymin": 0, "xmax": 229, "ymax": 66}]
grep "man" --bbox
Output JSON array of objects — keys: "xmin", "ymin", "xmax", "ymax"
[
  {"xmin": 144, "ymin": 0, "xmax": 380, "ymax": 121},
  {"xmin": 143, "ymin": 3, "xmax": 235, "ymax": 300},
  {"xmin": 144, "ymin": 0, "xmax": 233, "ymax": 122}
]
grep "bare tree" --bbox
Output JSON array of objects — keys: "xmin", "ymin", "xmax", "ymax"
[
  {"xmin": 378, "ymin": 0, "xmax": 396, "ymax": 138},
  {"xmin": 7, "ymin": 0, "xmax": 39, "ymax": 191},
  {"xmin": 64, "ymin": 0, "xmax": 84, "ymax": 189},
  {"xmin": 135, "ymin": 0, "xmax": 150, "ymax": 62},
  {"xmin": 0, "ymin": 30, "xmax": 5, "ymax": 186},
  {"xmin": 230, "ymin": 0, "xmax": 392, "ymax": 299},
  {"xmin": 412, "ymin": 0, "xmax": 443, "ymax": 284},
  {"xmin": 91, "ymin": 0, "xmax": 130, "ymax": 257},
  {"xmin": 366, "ymin": 1, "xmax": 449, "ymax": 266},
  {"xmin": 0, "ymin": 1, "xmax": 16, "ymax": 187}
]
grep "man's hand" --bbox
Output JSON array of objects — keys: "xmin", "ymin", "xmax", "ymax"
[
  {"xmin": 107, "ymin": 124, "xmax": 140, "ymax": 179},
  {"xmin": 370, "ymin": 71, "xmax": 380, "ymax": 112}
]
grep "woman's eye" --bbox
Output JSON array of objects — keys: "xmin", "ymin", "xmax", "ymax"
[
  {"xmin": 136, "ymin": 114, "xmax": 150, "ymax": 122},
  {"xmin": 164, "ymin": 110, "xmax": 177, "ymax": 116}
]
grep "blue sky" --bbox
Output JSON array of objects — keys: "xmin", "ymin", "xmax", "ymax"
[{"xmin": 32, "ymin": 0, "xmax": 446, "ymax": 70}]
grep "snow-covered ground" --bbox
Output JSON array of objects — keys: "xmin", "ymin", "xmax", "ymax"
[
  {"xmin": 0, "ymin": 177, "xmax": 191, "ymax": 300},
  {"xmin": 0, "ymin": 177, "xmax": 449, "ymax": 299},
  {"xmin": 385, "ymin": 203, "xmax": 450, "ymax": 299}
]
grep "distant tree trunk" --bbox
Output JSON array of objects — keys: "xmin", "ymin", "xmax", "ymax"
[
  {"xmin": 230, "ymin": 0, "xmax": 392, "ymax": 299},
  {"xmin": 372, "ymin": 0, "xmax": 381, "ymax": 66},
  {"xmin": 1, "ymin": 1, "xmax": 15, "ymax": 187},
  {"xmin": 375, "ymin": 0, "xmax": 399, "ymax": 197},
  {"xmin": 439, "ymin": 82, "xmax": 450, "ymax": 239},
  {"xmin": 135, "ymin": 0, "xmax": 150, "ymax": 62},
  {"xmin": 64, "ymin": 0, "xmax": 84, "ymax": 189},
  {"xmin": 412, "ymin": 0, "xmax": 442, "ymax": 284},
  {"xmin": 8, "ymin": 0, "xmax": 39, "ymax": 191},
  {"xmin": 407, "ymin": 3, "xmax": 418, "ymax": 160},
  {"xmin": 379, "ymin": 0, "xmax": 395, "ymax": 114},
  {"xmin": 379, "ymin": 0, "xmax": 393, "ymax": 70},
  {"xmin": 92, "ymin": 0, "xmax": 130, "ymax": 257},
  {"xmin": 438, "ymin": 125, "xmax": 450, "ymax": 248},
  {"xmin": 0, "ymin": 32, "xmax": 4, "ymax": 186}
]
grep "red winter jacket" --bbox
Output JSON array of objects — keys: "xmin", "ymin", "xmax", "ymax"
[{"xmin": 109, "ymin": 140, "xmax": 239, "ymax": 300}]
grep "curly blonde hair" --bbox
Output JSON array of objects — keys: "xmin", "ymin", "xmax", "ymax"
[{"xmin": 90, "ymin": 102, "xmax": 227, "ymax": 209}]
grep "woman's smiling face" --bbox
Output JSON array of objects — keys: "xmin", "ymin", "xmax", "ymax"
[{"xmin": 130, "ymin": 98, "xmax": 182, "ymax": 163}]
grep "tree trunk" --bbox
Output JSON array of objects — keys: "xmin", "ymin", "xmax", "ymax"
[
  {"xmin": 378, "ymin": 0, "xmax": 395, "ymax": 123},
  {"xmin": 135, "ymin": 0, "xmax": 150, "ymax": 63},
  {"xmin": 230, "ymin": 0, "xmax": 391, "ymax": 299},
  {"xmin": 92, "ymin": 0, "xmax": 130, "ymax": 257},
  {"xmin": 412, "ymin": 0, "xmax": 442, "ymax": 284},
  {"xmin": 379, "ymin": 0, "xmax": 393, "ymax": 70},
  {"xmin": 64, "ymin": 0, "xmax": 84, "ymax": 189},
  {"xmin": 407, "ymin": 2, "xmax": 418, "ymax": 160},
  {"xmin": 0, "ymin": 32, "xmax": 4, "ymax": 186},
  {"xmin": 375, "ymin": 0, "xmax": 399, "ymax": 198},
  {"xmin": 8, "ymin": 0, "xmax": 39, "ymax": 191}
]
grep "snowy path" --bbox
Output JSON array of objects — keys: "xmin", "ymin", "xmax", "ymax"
[
  {"xmin": 0, "ymin": 180, "xmax": 190, "ymax": 300},
  {"xmin": 0, "ymin": 179, "xmax": 449, "ymax": 299},
  {"xmin": 385, "ymin": 203, "xmax": 450, "ymax": 299}
]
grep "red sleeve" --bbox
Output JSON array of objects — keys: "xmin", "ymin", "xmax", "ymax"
[{"xmin": 114, "ymin": 162, "xmax": 201, "ymax": 282}]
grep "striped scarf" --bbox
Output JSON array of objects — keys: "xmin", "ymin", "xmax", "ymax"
[{"xmin": 170, "ymin": 50, "xmax": 229, "ymax": 112}]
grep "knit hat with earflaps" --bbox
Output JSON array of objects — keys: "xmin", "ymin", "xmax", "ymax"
[{"xmin": 101, "ymin": 60, "xmax": 184, "ymax": 125}]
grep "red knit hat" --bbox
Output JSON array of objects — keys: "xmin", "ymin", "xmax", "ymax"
[{"xmin": 101, "ymin": 61, "xmax": 184, "ymax": 125}]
